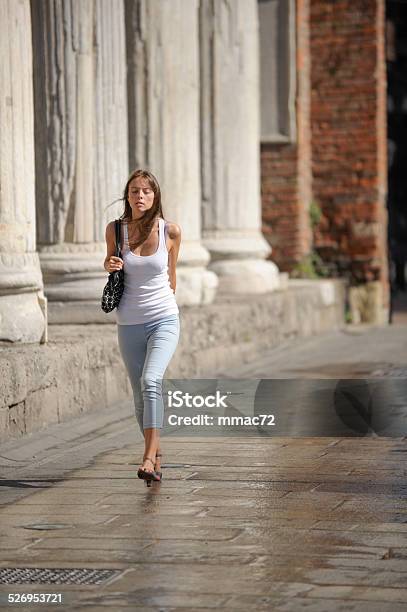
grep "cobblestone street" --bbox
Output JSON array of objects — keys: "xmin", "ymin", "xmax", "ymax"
[{"xmin": 0, "ymin": 323, "xmax": 406, "ymax": 611}]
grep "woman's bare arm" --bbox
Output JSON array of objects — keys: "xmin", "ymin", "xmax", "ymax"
[
  {"xmin": 104, "ymin": 221, "xmax": 123, "ymax": 272},
  {"xmin": 166, "ymin": 222, "xmax": 181, "ymax": 293}
]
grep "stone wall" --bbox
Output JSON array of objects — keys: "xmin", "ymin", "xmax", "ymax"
[{"xmin": 0, "ymin": 280, "xmax": 345, "ymax": 442}]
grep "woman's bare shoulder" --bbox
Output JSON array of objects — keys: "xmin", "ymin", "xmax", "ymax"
[
  {"xmin": 105, "ymin": 219, "xmax": 124, "ymax": 240},
  {"xmin": 164, "ymin": 220, "xmax": 181, "ymax": 240},
  {"xmin": 105, "ymin": 220, "xmax": 117, "ymax": 236}
]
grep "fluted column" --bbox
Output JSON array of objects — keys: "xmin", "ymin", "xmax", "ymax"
[
  {"xmin": 0, "ymin": 0, "xmax": 46, "ymax": 343},
  {"xmin": 125, "ymin": 0, "xmax": 218, "ymax": 305},
  {"xmin": 200, "ymin": 0, "xmax": 280, "ymax": 294},
  {"xmin": 31, "ymin": 0, "xmax": 128, "ymax": 323},
  {"xmin": 94, "ymin": 0, "xmax": 129, "ymax": 240}
]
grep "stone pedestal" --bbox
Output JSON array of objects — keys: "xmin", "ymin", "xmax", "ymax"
[
  {"xmin": 349, "ymin": 282, "xmax": 389, "ymax": 325},
  {"xmin": 31, "ymin": 0, "xmax": 128, "ymax": 323},
  {"xmin": 125, "ymin": 0, "xmax": 218, "ymax": 305},
  {"xmin": 38, "ymin": 244, "xmax": 108, "ymax": 324},
  {"xmin": 200, "ymin": 0, "xmax": 280, "ymax": 294},
  {"xmin": 0, "ymin": 0, "xmax": 46, "ymax": 343}
]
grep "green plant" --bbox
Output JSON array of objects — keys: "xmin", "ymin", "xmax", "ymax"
[
  {"xmin": 290, "ymin": 250, "xmax": 330, "ymax": 280},
  {"xmin": 289, "ymin": 199, "xmax": 330, "ymax": 279},
  {"xmin": 344, "ymin": 306, "xmax": 353, "ymax": 324},
  {"xmin": 309, "ymin": 200, "xmax": 322, "ymax": 229}
]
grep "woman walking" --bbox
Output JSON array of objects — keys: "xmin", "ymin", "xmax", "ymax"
[{"xmin": 104, "ymin": 169, "xmax": 181, "ymax": 484}]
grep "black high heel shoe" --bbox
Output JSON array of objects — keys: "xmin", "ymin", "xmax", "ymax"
[
  {"xmin": 155, "ymin": 452, "xmax": 163, "ymax": 481},
  {"xmin": 137, "ymin": 456, "xmax": 160, "ymax": 486}
]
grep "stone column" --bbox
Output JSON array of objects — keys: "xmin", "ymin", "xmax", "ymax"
[
  {"xmin": 200, "ymin": 0, "xmax": 280, "ymax": 294},
  {"xmin": 0, "ymin": 0, "xmax": 46, "ymax": 343},
  {"xmin": 94, "ymin": 0, "xmax": 129, "ymax": 240},
  {"xmin": 31, "ymin": 0, "xmax": 128, "ymax": 323},
  {"xmin": 125, "ymin": 0, "xmax": 218, "ymax": 305}
]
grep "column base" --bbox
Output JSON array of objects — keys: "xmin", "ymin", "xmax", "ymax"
[
  {"xmin": 349, "ymin": 281, "xmax": 389, "ymax": 325},
  {"xmin": 208, "ymin": 259, "xmax": 281, "ymax": 295},
  {"xmin": 202, "ymin": 230, "xmax": 280, "ymax": 294},
  {"xmin": 175, "ymin": 240, "xmax": 219, "ymax": 305},
  {"xmin": 176, "ymin": 267, "xmax": 218, "ymax": 305},
  {"xmin": 39, "ymin": 245, "xmax": 107, "ymax": 324},
  {"xmin": 0, "ymin": 252, "xmax": 47, "ymax": 343},
  {"xmin": 0, "ymin": 292, "xmax": 46, "ymax": 343}
]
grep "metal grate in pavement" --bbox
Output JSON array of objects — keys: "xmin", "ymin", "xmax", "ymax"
[{"xmin": 0, "ymin": 568, "xmax": 122, "ymax": 585}]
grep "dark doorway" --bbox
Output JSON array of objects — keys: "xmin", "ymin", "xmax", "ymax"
[{"xmin": 387, "ymin": 1, "xmax": 407, "ymax": 322}]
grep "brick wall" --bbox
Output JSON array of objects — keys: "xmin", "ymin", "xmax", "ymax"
[
  {"xmin": 261, "ymin": 0, "xmax": 312, "ymax": 273},
  {"xmin": 310, "ymin": 0, "xmax": 388, "ymax": 306},
  {"xmin": 261, "ymin": 0, "xmax": 389, "ymax": 320},
  {"xmin": 261, "ymin": 0, "xmax": 312, "ymax": 271},
  {"xmin": 261, "ymin": 144, "xmax": 301, "ymax": 271}
]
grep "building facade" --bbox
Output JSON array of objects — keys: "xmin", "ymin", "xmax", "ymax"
[{"xmin": 0, "ymin": 0, "xmax": 388, "ymax": 344}]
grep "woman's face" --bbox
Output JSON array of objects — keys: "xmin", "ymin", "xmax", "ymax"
[{"xmin": 127, "ymin": 176, "xmax": 155, "ymax": 218}]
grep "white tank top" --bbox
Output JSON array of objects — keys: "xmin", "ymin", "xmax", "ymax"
[{"xmin": 116, "ymin": 217, "xmax": 179, "ymax": 325}]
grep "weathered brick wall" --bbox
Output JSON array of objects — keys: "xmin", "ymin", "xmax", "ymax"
[
  {"xmin": 261, "ymin": 0, "xmax": 389, "ymax": 320},
  {"xmin": 261, "ymin": 144, "xmax": 300, "ymax": 271},
  {"xmin": 261, "ymin": 0, "xmax": 312, "ymax": 272},
  {"xmin": 310, "ymin": 0, "xmax": 388, "ymax": 307}
]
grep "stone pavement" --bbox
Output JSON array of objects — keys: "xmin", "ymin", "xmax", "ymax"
[{"xmin": 0, "ymin": 324, "xmax": 406, "ymax": 611}]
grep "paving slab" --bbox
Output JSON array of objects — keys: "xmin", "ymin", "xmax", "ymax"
[{"xmin": 0, "ymin": 324, "xmax": 406, "ymax": 610}]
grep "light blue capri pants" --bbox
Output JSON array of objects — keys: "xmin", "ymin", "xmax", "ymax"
[{"xmin": 117, "ymin": 313, "xmax": 180, "ymax": 431}]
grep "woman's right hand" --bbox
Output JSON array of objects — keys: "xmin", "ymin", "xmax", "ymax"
[{"xmin": 105, "ymin": 256, "xmax": 124, "ymax": 273}]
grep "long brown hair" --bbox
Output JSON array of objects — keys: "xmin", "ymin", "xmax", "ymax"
[{"xmin": 120, "ymin": 169, "xmax": 165, "ymax": 250}]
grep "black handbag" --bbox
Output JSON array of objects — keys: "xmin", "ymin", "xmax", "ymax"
[{"xmin": 101, "ymin": 220, "xmax": 125, "ymax": 313}]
